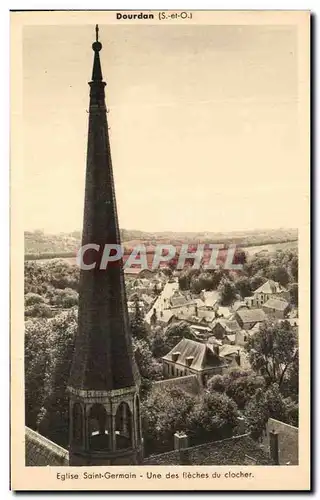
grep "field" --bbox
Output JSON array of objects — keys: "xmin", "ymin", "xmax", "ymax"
[{"xmin": 26, "ymin": 240, "xmax": 298, "ymax": 269}]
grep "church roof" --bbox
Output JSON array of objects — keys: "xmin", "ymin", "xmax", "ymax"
[{"xmin": 25, "ymin": 427, "xmax": 69, "ymax": 466}]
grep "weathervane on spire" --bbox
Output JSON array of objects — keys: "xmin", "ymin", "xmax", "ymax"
[{"xmin": 92, "ymin": 24, "xmax": 102, "ymax": 52}]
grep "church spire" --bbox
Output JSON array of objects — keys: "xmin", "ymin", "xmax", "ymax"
[
  {"xmin": 68, "ymin": 25, "xmax": 142, "ymax": 466},
  {"xmin": 91, "ymin": 24, "xmax": 103, "ymax": 81}
]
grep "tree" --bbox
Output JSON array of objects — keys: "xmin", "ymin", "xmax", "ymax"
[
  {"xmin": 245, "ymin": 384, "xmax": 297, "ymax": 439},
  {"xmin": 164, "ymin": 321, "xmax": 198, "ymax": 352},
  {"xmin": 37, "ymin": 309, "xmax": 77, "ymax": 447},
  {"xmin": 266, "ymin": 265, "xmax": 290, "ymax": 287},
  {"xmin": 141, "ymin": 387, "xmax": 196, "ymax": 454},
  {"xmin": 207, "ymin": 374, "xmax": 225, "ymax": 393},
  {"xmin": 130, "ymin": 297, "xmax": 148, "ymax": 340},
  {"xmin": 25, "ymin": 302, "xmax": 53, "ymax": 318},
  {"xmin": 249, "ymin": 273, "xmax": 267, "ymax": 292},
  {"xmin": 133, "ymin": 338, "xmax": 162, "ymax": 381},
  {"xmin": 288, "ymin": 283, "xmax": 298, "ymax": 307},
  {"xmin": 245, "ymin": 320, "xmax": 298, "ymax": 389},
  {"xmin": 282, "ymin": 350, "xmax": 299, "ymax": 402},
  {"xmin": 150, "ymin": 326, "xmax": 167, "ymax": 358},
  {"xmin": 49, "ymin": 287, "xmax": 78, "ymax": 308},
  {"xmin": 25, "ymin": 319, "xmax": 50, "ymax": 429},
  {"xmin": 186, "ymin": 392, "xmax": 238, "ymax": 444},
  {"xmin": 178, "ymin": 269, "xmax": 200, "ymax": 291},
  {"xmin": 234, "ymin": 277, "xmax": 252, "ymax": 299},
  {"xmin": 290, "ymin": 255, "xmax": 298, "ymax": 282},
  {"xmin": 218, "ymin": 277, "xmax": 237, "ymax": 306},
  {"xmin": 207, "ymin": 369, "xmax": 266, "ymax": 410},
  {"xmin": 25, "ymin": 292, "xmax": 45, "ymax": 306}
]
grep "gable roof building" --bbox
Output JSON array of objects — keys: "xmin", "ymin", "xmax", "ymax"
[
  {"xmin": 235, "ymin": 308, "xmax": 267, "ymax": 329},
  {"xmin": 254, "ymin": 280, "xmax": 287, "ymax": 295},
  {"xmin": 162, "ymin": 338, "xmax": 237, "ymax": 386},
  {"xmin": 262, "ymin": 298, "xmax": 290, "ymax": 317}
]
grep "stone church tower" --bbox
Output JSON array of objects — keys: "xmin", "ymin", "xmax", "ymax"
[{"xmin": 68, "ymin": 26, "xmax": 142, "ymax": 466}]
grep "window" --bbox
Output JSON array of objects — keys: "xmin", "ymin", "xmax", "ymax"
[{"xmin": 115, "ymin": 402, "xmax": 132, "ymax": 450}]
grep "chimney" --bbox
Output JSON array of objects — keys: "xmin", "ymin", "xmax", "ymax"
[
  {"xmin": 269, "ymin": 429, "xmax": 280, "ymax": 465},
  {"xmin": 236, "ymin": 349, "xmax": 241, "ymax": 366},
  {"xmin": 185, "ymin": 356, "xmax": 194, "ymax": 367},
  {"xmin": 236, "ymin": 416, "xmax": 246, "ymax": 435},
  {"xmin": 174, "ymin": 431, "xmax": 188, "ymax": 451},
  {"xmin": 214, "ymin": 345, "xmax": 220, "ymax": 356},
  {"xmin": 171, "ymin": 351, "xmax": 181, "ymax": 363},
  {"xmin": 174, "ymin": 431, "xmax": 189, "ymax": 465}
]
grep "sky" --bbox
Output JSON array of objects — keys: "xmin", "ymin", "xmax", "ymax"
[{"xmin": 23, "ymin": 23, "xmax": 302, "ymax": 234}]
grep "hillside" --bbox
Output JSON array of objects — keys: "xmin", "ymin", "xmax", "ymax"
[{"xmin": 25, "ymin": 228, "xmax": 298, "ymax": 260}]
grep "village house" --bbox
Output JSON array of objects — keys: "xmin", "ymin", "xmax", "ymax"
[
  {"xmin": 232, "ymin": 301, "xmax": 250, "ymax": 313},
  {"xmin": 262, "ymin": 298, "xmax": 290, "ymax": 319},
  {"xmin": 235, "ymin": 308, "xmax": 267, "ymax": 330},
  {"xmin": 235, "ymin": 329, "xmax": 250, "ymax": 346},
  {"xmin": 211, "ymin": 319, "xmax": 241, "ymax": 343},
  {"xmin": 200, "ymin": 290, "xmax": 219, "ymax": 309},
  {"xmin": 127, "ymin": 300, "xmax": 145, "ymax": 318},
  {"xmin": 247, "ymin": 279, "xmax": 290, "ymax": 308},
  {"xmin": 162, "ymin": 338, "xmax": 238, "ymax": 388}
]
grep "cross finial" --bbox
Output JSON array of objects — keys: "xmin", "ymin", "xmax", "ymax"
[{"xmin": 95, "ymin": 24, "xmax": 99, "ymax": 42}]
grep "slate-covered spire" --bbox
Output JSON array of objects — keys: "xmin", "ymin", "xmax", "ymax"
[
  {"xmin": 68, "ymin": 27, "xmax": 142, "ymax": 466},
  {"xmin": 69, "ymin": 26, "xmax": 140, "ymax": 393}
]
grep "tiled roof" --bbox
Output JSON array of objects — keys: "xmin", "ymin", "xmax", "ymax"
[
  {"xmin": 25, "ymin": 427, "xmax": 69, "ymax": 466},
  {"xmin": 171, "ymin": 296, "xmax": 194, "ymax": 307},
  {"xmin": 214, "ymin": 319, "xmax": 241, "ymax": 333},
  {"xmin": 194, "ymin": 298, "xmax": 206, "ymax": 308},
  {"xmin": 197, "ymin": 309, "xmax": 216, "ymax": 322},
  {"xmin": 263, "ymin": 298, "xmax": 289, "ymax": 311},
  {"xmin": 152, "ymin": 375, "xmax": 201, "ymax": 396},
  {"xmin": 158, "ymin": 310, "xmax": 176, "ymax": 324},
  {"xmin": 226, "ymin": 334, "xmax": 236, "ymax": 343},
  {"xmin": 163, "ymin": 338, "xmax": 226, "ymax": 371},
  {"xmin": 236, "ymin": 308, "xmax": 266, "ymax": 324},
  {"xmin": 219, "ymin": 344, "xmax": 240, "ymax": 358},
  {"xmin": 233, "ymin": 301, "xmax": 249, "ymax": 312},
  {"xmin": 144, "ymin": 434, "xmax": 273, "ymax": 465},
  {"xmin": 217, "ymin": 306, "xmax": 232, "ymax": 319},
  {"xmin": 202, "ymin": 290, "xmax": 219, "ymax": 307}
]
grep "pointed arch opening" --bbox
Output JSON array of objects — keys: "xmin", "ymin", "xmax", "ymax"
[
  {"xmin": 115, "ymin": 402, "xmax": 132, "ymax": 450},
  {"xmin": 72, "ymin": 403, "xmax": 83, "ymax": 445},
  {"xmin": 135, "ymin": 395, "xmax": 141, "ymax": 442},
  {"xmin": 88, "ymin": 403, "xmax": 110, "ymax": 451}
]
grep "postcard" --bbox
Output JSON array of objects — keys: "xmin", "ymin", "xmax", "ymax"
[{"xmin": 10, "ymin": 9, "xmax": 310, "ymax": 491}]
